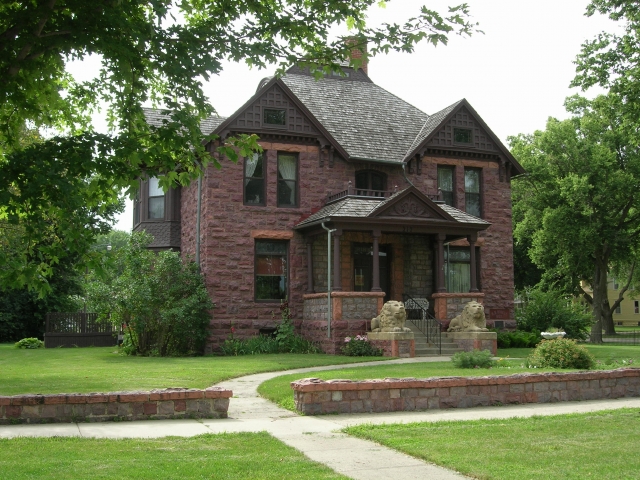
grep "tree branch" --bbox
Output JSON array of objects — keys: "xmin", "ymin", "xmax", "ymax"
[{"xmin": 609, "ymin": 260, "xmax": 636, "ymax": 314}]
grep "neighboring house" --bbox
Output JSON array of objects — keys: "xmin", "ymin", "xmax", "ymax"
[
  {"xmin": 134, "ymin": 56, "xmax": 525, "ymax": 354},
  {"xmin": 583, "ymin": 278, "xmax": 640, "ymax": 327}
]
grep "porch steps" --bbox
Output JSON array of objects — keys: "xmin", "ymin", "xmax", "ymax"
[{"xmin": 406, "ymin": 322, "xmax": 464, "ymax": 356}]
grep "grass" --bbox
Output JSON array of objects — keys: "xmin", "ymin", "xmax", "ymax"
[
  {"xmin": 258, "ymin": 360, "xmax": 565, "ymax": 411},
  {"xmin": 0, "ymin": 344, "xmax": 384, "ymax": 396},
  {"xmin": 498, "ymin": 344, "xmax": 640, "ymax": 363},
  {"xmin": 0, "ymin": 432, "xmax": 347, "ymax": 479},
  {"xmin": 344, "ymin": 408, "xmax": 640, "ymax": 480}
]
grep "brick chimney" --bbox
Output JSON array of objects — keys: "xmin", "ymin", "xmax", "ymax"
[{"xmin": 346, "ymin": 37, "xmax": 368, "ymax": 74}]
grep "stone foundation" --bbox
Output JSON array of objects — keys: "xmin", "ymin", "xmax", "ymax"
[
  {"xmin": 302, "ymin": 292, "xmax": 385, "ymax": 354},
  {"xmin": 368, "ymin": 332, "xmax": 415, "ymax": 358},
  {"xmin": 446, "ymin": 331, "xmax": 497, "ymax": 355},
  {"xmin": 0, "ymin": 387, "xmax": 231, "ymax": 425},
  {"xmin": 291, "ymin": 368, "xmax": 640, "ymax": 415},
  {"xmin": 432, "ymin": 292, "xmax": 485, "ymax": 322}
]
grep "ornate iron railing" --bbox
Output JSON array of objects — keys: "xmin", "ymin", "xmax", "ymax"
[{"xmin": 403, "ymin": 294, "xmax": 442, "ymax": 355}]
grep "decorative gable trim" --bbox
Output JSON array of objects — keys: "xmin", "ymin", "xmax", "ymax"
[
  {"xmin": 405, "ymin": 99, "xmax": 525, "ymax": 175},
  {"xmin": 211, "ymin": 77, "xmax": 349, "ymax": 160},
  {"xmin": 371, "ymin": 187, "xmax": 455, "ymax": 222}
]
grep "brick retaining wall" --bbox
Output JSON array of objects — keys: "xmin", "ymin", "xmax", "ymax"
[
  {"xmin": 291, "ymin": 368, "xmax": 640, "ymax": 415},
  {"xmin": 0, "ymin": 387, "xmax": 231, "ymax": 424}
]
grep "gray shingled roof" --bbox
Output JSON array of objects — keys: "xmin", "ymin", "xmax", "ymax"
[
  {"xmin": 297, "ymin": 197, "xmax": 383, "ymax": 227},
  {"xmin": 438, "ymin": 204, "xmax": 489, "ymax": 225},
  {"xmin": 296, "ymin": 191, "xmax": 489, "ymax": 228},
  {"xmin": 281, "ymin": 74, "xmax": 429, "ymax": 163},
  {"xmin": 142, "ymin": 107, "xmax": 226, "ymax": 135},
  {"xmin": 404, "ymin": 100, "xmax": 463, "ymax": 160}
]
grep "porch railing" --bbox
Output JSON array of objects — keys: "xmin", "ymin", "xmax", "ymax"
[
  {"xmin": 403, "ymin": 294, "xmax": 442, "ymax": 355},
  {"xmin": 325, "ymin": 183, "xmax": 442, "ymax": 204}
]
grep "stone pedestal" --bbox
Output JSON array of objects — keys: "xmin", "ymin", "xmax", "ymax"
[
  {"xmin": 368, "ymin": 332, "xmax": 415, "ymax": 358},
  {"xmin": 446, "ymin": 331, "xmax": 497, "ymax": 355}
]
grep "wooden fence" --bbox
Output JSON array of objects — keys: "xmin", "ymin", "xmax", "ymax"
[{"xmin": 44, "ymin": 313, "xmax": 116, "ymax": 348}]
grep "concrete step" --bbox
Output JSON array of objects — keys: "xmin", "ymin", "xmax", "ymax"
[{"xmin": 407, "ymin": 321, "xmax": 464, "ymax": 356}]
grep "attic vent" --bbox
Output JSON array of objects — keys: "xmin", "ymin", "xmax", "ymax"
[
  {"xmin": 454, "ymin": 128, "xmax": 473, "ymax": 144},
  {"xmin": 264, "ymin": 108, "xmax": 286, "ymax": 126}
]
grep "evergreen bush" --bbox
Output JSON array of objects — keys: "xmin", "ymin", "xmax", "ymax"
[
  {"xmin": 14, "ymin": 337, "xmax": 44, "ymax": 349},
  {"xmin": 451, "ymin": 349, "xmax": 495, "ymax": 368},
  {"xmin": 527, "ymin": 338, "xmax": 596, "ymax": 369}
]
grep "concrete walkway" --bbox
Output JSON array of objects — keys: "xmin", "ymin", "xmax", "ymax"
[{"xmin": 3, "ymin": 357, "xmax": 640, "ymax": 480}]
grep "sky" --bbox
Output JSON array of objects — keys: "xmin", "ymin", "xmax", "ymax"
[{"xmin": 95, "ymin": 0, "xmax": 618, "ymax": 232}]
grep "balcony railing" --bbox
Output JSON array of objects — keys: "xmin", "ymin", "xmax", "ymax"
[{"xmin": 325, "ymin": 182, "xmax": 441, "ymax": 204}]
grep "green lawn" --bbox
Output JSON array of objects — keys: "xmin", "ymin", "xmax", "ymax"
[
  {"xmin": 344, "ymin": 408, "xmax": 640, "ymax": 480},
  {"xmin": 0, "ymin": 432, "xmax": 347, "ymax": 479},
  {"xmin": 498, "ymin": 344, "xmax": 640, "ymax": 363},
  {"xmin": 258, "ymin": 361, "xmax": 565, "ymax": 411},
  {"xmin": 0, "ymin": 344, "xmax": 383, "ymax": 396}
]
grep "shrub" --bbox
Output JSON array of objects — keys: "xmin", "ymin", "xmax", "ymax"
[
  {"xmin": 497, "ymin": 331, "xmax": 541, "ymax": 349},
  {"xmin": 516, "ymin": 288, "xmax": 592, "ymax": 340},
  {"xmin": 14, "ymin": 337, "xmax": 44, "ymax": 349},
  {"xmin": 86, "ymin": 233, "xmax": 213, "ymax": 356},
  {"xmin": 451, "ymin": 349, "xmax": 495, "ymax": 369},
  {"xmin": 527, "ymin": 338, "xmax": 596, "ymax": 369},
  {"xmin": 220, "ymin": 301, "xmax": 320, "ymax": 355},
  {"xmin": 341, "ymin": 335, "xmax": 383, "ymax": 356}
]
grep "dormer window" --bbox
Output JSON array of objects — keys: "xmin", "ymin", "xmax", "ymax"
[
  {"xmin": 263, "ymin": 108, "xmax": 286, "ymax": 126},
  {"xmin": 454, "ymin": 128, "xmax": 473, "ymax": 144},
  {"xmin": 355, "ymin": 170, "xmax": 386, "ymax": 195}
]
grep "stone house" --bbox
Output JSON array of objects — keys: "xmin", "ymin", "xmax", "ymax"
[{"xmin": 134, "ymin": 58, "xmax": 524, "ymax": 354}]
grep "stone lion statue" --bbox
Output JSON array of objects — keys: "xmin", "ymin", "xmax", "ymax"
[
  {"xmin": 447, "ymin": 301, "xmax": 488, "ymax": 332},
  {"xmin": 371, "ymin": 300, "xmax": 411, "ymax": 333}
]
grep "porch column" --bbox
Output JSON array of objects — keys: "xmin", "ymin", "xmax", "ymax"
[
  {"xmin": 436, "ymin": 233, "xmax": 447, "ymax": 293},
  {"xmin": 468, "ymin": 233, "xmax": 479, "ymax": 292},
  {"xmin": 371, "ymin": 229, "xmax": 382, "ymax": 292},
  {"xmin": 332, "ymin": 229, "xmax": 342, "ymax": 291},
  {"xmin": 306, "ymin": 238, "xmax": 314, "ymax": 293}
]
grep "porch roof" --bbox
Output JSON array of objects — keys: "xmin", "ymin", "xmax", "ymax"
[{"xmin": 294, "ymin": 186, "xmax": 490, "ymax": 234}]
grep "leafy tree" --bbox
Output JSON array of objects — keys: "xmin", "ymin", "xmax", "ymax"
[
  {"xmin": 510, "ymin": 93, "xmax": 640, "ymax": 342},
  {"xmin": 1, "ymin": 0, "xmax": 477, "ymax": 294},
  {"xmin": 573, "ymin": 0, "xmax": 640, "ymax": 134},
  {"xmin": 86, "ymin": 232, "xmax": 213, "ymax": 356},
  {"xmin": 95, "ymin": 230, "xmax": 131, "ymax": 251}
]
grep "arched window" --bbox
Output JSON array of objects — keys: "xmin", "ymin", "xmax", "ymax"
[{"xmin": 355, "ymin": 170, "xmax": 386, "ymax": 195}]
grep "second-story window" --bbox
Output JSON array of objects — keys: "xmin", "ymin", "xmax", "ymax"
[
  {"xmin": 355, "ymin": 170, "xmax": 386, "ymax": 194},
  {"xmin": 437, "ymin": 166, "xmax": 455, "ymax": 206},
  {"xmin": 244, "ymin": 153, "xmax": 265, "ymax": 205},
  {"xmin": 148, "ymin": 177, "xmax": 165, "ymax": 219},
  {"xmin": 277, "ymin": 153, "xmax": 298, "ymax": 207},
  {"xmin": 464, "ymin": 168, "xmax": 481, "ymax": 217}
]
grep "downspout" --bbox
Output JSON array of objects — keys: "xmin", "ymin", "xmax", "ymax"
[
  {"xmin": 195, "ymin": 173, "xmax": 202, "ymax": 270},
  {"xmin": 321, "ymin": 222, "xmax": 336, "ymax": 338},
  {"xmin": 401, "ymin": 162, "xmax": 414, "ymax": 187}
]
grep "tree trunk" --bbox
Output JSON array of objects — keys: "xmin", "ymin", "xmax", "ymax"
[{"xmin": 590, "ymin": 263, "xmax": 607, "ymax": 343}]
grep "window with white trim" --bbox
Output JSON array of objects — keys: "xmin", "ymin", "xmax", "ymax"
[{"xmin": 148, "ymin": 177, "xmax": 165, "ymax": 219}]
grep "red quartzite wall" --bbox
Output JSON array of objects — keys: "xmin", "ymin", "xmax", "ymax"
[
  {"xmin": 291, "ymin": 368, "xmax": 640, "ymax": 415},
  {"xmin": 0, "ymin": 387, "xmax": 231, "ymax": 424},
  {"xmin": 181, "ymin": 141, "xmax": 515, "ymax": 353}
]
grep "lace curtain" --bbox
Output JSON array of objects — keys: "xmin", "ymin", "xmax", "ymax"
[
  {"xmin": 278, "ymin": 155, "xmax": 297, "ymax": 180},
  {"xmin": 245, "ymin": 153, "xmax": 260, "ymax": 178}
]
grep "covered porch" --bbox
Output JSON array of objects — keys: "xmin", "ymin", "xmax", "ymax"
[{"xmin": 295, "ymin": 186, "xmax": 490, "ymax": 353}]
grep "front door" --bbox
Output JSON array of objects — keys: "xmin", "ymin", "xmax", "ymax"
[{"xmin": 353, "ymin": 243, "xmax": 390, "ymax": 301}]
